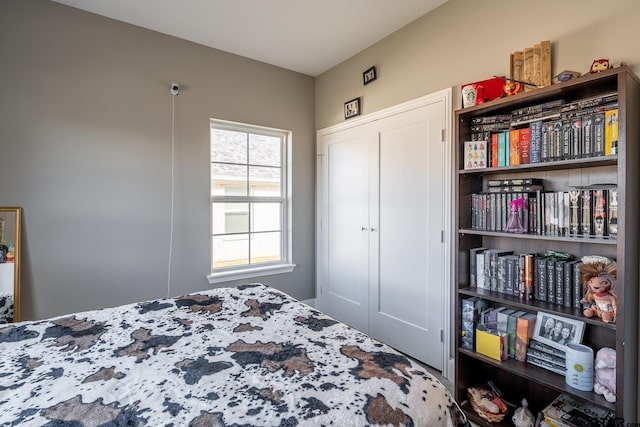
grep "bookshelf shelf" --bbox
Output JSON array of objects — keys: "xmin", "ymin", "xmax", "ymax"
[
  {"xmin": 454, "ymin": 66, "xmax": 640, "ymax": 423},
  {"xmin": 457, "ymin": 228, "xmax": 617, "ymax": 245},
  {"xmin": 458, "ymin": 155, "xmax": 617, "ymax": 176},
  {"xmin": 458, "ymin": 287, "xmax": 617, "ymax": 330},
  {"xmin": 458, "ymin": 348, "xmax": 616, "ymax": 412}
]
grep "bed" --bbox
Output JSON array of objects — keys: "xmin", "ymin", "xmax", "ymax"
[{"xmin": 0, "ymin": 283, "xmax": 468, "ymax": 426}]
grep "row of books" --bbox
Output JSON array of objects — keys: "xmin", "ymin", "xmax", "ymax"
[
  {"xmin": 461, "ymin": 298, "xmax": 536, "ymax": 363},
  {"xmin": 469, "ymin": 247, "xmax": 594, "ymax": 309},
  {"xmin": 470, "ymin": 184, "xmax": 617, "ymax": 238},
  {"xmin": 461, "ymin": 297, "xmax": 573, "ymax": 377},
  {"xmin": 467, "ymin": 93, "xmax": 619, "ymax": 169}
]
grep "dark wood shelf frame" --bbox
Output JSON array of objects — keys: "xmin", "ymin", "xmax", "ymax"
[{"xmin": 454, "ymin": 66, "xmax": 640, "ymax": 423}]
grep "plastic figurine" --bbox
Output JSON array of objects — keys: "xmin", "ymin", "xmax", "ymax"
[
  {"xmin": 579, "ymin": 256, "xmax": 617, "ymax": 323},
  {"xmin": 504, "ymin": 80, "xmax": 523, "ymax": 96},
  {"xmin": 594, "ymin": 347, "xmax": 616, "ymax": 403},
  {"xmin": 590, "ymin": 59, "xmax": 610, "ymax": 73},
  {"xmin": 512, "ymin": 398, "xmax": 534, "ymax": 427}
]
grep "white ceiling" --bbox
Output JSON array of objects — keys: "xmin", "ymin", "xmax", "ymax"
[{"xmin": 52, "ymin": 0, "xmax": 447, "ymax": 76}]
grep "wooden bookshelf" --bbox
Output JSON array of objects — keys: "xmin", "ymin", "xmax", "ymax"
[{"xmin": 454, "ymin": 66, "xmax": 639, "ymax": 422}]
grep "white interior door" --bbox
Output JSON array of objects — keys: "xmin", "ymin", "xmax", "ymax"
[
  {"xmin": 369, "ymin": 103, "xmax": 446, "ymax": 370},
  {"xmin": 317, "ymin": 127, "xmax": 370, "ymax": 332}
]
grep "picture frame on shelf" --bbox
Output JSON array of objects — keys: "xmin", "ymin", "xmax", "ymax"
[
  {"xmin": 363, "ymin": 66, "xmax": 377, "ymax": 85},
  {"xmin": 533, "ymin": 312, "xmax": 585, "ymax": 351},
  {"xmin": 344, "ymin": 97, "xmax": 361, "ymax": 119}
]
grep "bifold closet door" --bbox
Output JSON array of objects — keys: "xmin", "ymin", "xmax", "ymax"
[
  {"xmin": 318, "ymin": 127, "xmax": 370, "ymax": 333},
  {"xmin": 369, "ymin": 103, "xmax": 445, "ymax": 370}
]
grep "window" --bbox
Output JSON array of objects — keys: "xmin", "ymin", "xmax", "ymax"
[{"xmin": 208, "ymin": 119, "xmax": 294, "ymax": 283}]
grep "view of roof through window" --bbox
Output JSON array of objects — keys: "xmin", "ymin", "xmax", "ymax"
[{"xmin": 210, "ymin": 126, "xmax": 285, "ymax": 270}]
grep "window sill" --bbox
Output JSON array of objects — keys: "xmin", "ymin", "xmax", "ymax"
[{"xmin": 207, "ymin": 263, "xmax": 296, "ymax": 284}]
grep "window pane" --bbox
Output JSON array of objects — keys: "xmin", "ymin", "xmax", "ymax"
[
  {"xmin": 213, "ymin": 235, "xmax": 248, "ymax": 268},
  {"xmin": 212, "ymin": 202, "xmax": 249, "ymax": 234},
  {"xmin": 251, "ymin": 203, "xmax": 281, "ymax": 232},
  {"xmin": 250, "ymin": 232, "xmax": 281, "ymax": 264},
  {"xmin": 211, "ymin": 129, "xmax": 247, "ymax": 164},
  {"xmin": 249, "ymin": 134, "xmax": 281, "ymax": 167},
  {"xmin": 249, "ymin": 166, "xmax": 281, "ymax": 197},
  {"xmin": 211, "ymin": 163, "xmax": 248, "ymax": 196}
]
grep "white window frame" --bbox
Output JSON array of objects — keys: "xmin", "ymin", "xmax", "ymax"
[{"xmin": 207, "ymin": 119, "xmax": 295, "ymax": 284}]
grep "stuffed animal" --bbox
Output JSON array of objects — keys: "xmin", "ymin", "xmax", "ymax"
[
  {"xmin": 594, "ymin": 347, "xmax": 616, "ymax": 403},
  {"xmin": 579, "ymin": 256, "xmax": 617, "ymax": 323}
]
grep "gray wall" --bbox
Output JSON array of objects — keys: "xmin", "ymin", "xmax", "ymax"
[
  {"xmin": 0, "ymin": 0, "xmax": 316, "ymax": 320},
  {"xmin": 316, "ymin": 0, "xmax": 640, "ymax": 129}
]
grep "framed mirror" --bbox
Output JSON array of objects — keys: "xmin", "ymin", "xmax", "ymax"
[{"xmin": 0, "ymin": 207, "xmax": 21, "ymax": 323}]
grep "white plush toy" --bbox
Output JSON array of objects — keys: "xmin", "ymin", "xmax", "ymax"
[{"xmin": 594, "ymin": 347, "xmax": 616, "ymax": 403}]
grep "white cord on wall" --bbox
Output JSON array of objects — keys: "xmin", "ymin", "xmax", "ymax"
[{"xmin": 167, "ymin": 83, "xmax": 179, "ymax": 298}]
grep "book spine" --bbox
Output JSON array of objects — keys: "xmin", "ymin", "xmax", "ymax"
[
  {"xmin": 568, "ymin": 190, "xmax": 581, "ymax": 236},
  {"xmin": 564, "ymin": 261, "xmax": 575, "ymax": 308},
  {"xmin": 555, "ymin": 261, "xmax": 565, "ymax": 306},
  {"xmin": 489, "ymin": 193, "xmax": 496, "ymax": 231},
  {"xmin": 497, "ymin": 256, "xmax": 507, "ymax": 293},
  {"xmin": 491, "ymin": 133, "xmax": 499, "ymax": 168},
  {"xmin": 509, "ymin": 129, "xmax": 520, "ymax": 166},
  {"xmin": 507, "ymin": 314, "xmax": 519, "ymax": 359},
  {"xmin": 505, "ymin": 256, "xmax": 516, "ymax": 295},
  {"xmin": 530, "ymin": 121, "xmax": 542, "ymax": 163},
  {"xmin": 500, "ymin": 193, "xmax": 507, "ymax": 232},
  {"xmin": 469, "ymin": 248, "xmax": 480, "ymax": 287},
  {"xmin": 593, "ymin": 112, "xmax": 605, "ymax": 156},
  {"xmin": 516, "ymin": 316, "xmax": 535, "ymax": 362},
  {"xmin": 608, "ymin": 188, "xmax": 618, "ymax": 237},
  {"xmin": 547, "ymin": 260, "xmax": 556, "ymax": 304},
  {"xmin": 562, "ymin": 119, "xmax": 571, "ymax": 160},
  {"xmin": 517, "ymin": 254, "xmax": 525, "ymax": 299},
  {"xmin": 605, "ymin": 108, "xmax": 619, "ymax": 156},
  {"xmin": 477, "ymin": 251, "xmax": 486, "ymax": 289},
  {"xmin": 497, "ymin": 132, "xmax": 507, "ymax": 167},
  {"xmin": 582, "ymin": 114, "xmax": 594, "ymax": 158},
  {"xmin": 524, "ymin": 254, "xmax": 534, "ymax": 301},
  {"xmin": 581, "ymin": 190, "xmax": 592, "ymax": 235},
  {"xmin": 536, "ymin": 257, "xmax": 547, "ymax": 301},
  {"xmin": 540, "ymin": 121, "xmax": 549, "ymax": 162},
  {"xmin": 526, "ymin": 355, "xmax": 566, "ymax": 375},
  {"xmin": 573, "ymin": 262, "xmax": 583, "ymax": 307},
  {"xmin": 529, "ymin": 339, "xmax": 567, "ymax": 357},
  {"xmin": 519, "ymin": 128, "xmax": 531, "ymax": 164},
  {"xmin": 570, "ymin": 117, "xmax": 582, "ymax": 159},
  {"xmin": 593, "ymin": 189, "xmax": 608, "ymax": 237},
  {"xmin": 483, "ymin": 251, "xmax": 492, "ymax": 290},
  {"xmin": 527, "ymin": 348, "xmax": 565, "ymax": 365}
]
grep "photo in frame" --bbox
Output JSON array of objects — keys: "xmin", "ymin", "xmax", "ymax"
[
  {"xmin": 363, "ymin": 66, "xmax": 377, "ymax": 85},
  {"xmin": 344, "ymin": 97, "xmax": 361, "ymax": 119},
  {"xmin": 533, "ymin": 312, "xmax": 585, "ymax": 351}
]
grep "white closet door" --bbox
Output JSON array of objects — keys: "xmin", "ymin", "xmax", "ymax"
[
  {"xmin": 369, "ymin": 102, "xmax": 445, "ymax": 370},
  {"xmin": 317, "ymin": 127, "xmax": 370, "ymax": 333}
]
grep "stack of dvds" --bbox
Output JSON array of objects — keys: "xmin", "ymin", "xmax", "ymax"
[
  {"xmin": 526, "ymin": 339, "xmax": 566, "ymax": 375},
  {"xmin": 541, "ymin": 394, "xmax": 614, "ymax": 426}
]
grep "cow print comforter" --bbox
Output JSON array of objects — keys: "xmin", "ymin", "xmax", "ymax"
[{"xmin": 0, "ymin": 284, "xmax": 468, "ymax": 426}]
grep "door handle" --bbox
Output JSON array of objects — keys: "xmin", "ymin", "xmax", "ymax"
[{"xmin": 361, "ymin": 226, "xmax": 368, "ymax": 231}]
